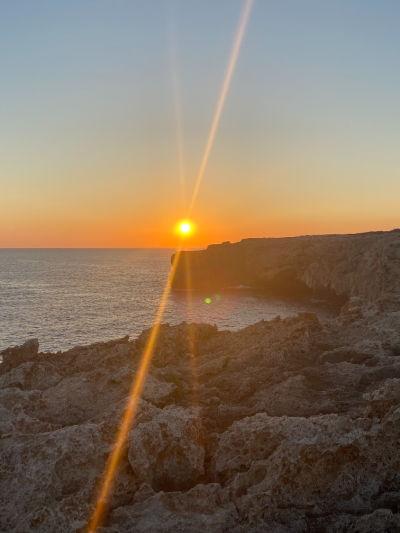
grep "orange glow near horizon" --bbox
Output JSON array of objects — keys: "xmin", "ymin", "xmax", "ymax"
[{"xmin": 1, "ymin": 212, "xmax": 399, "ymax": 249}]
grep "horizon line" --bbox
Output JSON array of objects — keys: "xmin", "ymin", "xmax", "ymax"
[{"xmin": 1, "ymin": 227, "xmax": 399, "ymax": 250}]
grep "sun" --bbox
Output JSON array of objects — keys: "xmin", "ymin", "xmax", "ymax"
[
  {"xmin": 174, "ymin": 219, "xmax": 195, "ymax": 238},
  {"xmin": 179, "ymin": 221, "xmax": 192, "ymax": 235}
]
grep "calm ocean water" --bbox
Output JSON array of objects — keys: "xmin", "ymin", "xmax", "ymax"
[{"xmin": 0, "ymin": 249, "xmax": 334, "ymax": 352}]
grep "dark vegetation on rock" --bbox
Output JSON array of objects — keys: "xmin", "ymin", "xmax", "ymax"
[{"xmin": 1, "ymin": 230, "xmax": 400, "ymax": 532}]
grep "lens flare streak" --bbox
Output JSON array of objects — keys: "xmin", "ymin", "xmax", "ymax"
[
  {"xmin": 169, "ymin": 31, "xmax": 187, "ymax": 209},
  {"xmin": 187, "ymin": 0, "xmax": 254, "ymax": 217},
  {"xmin": 88, "ymin": 248, "xmax": 183, "ymax": 532},
  {"xmin": 88, "ymin": 2, "xmax": 254, "ymax": 529},
  {"xmin": 183, "ymin": 252, "xmax": 201, "ymax": 415}
]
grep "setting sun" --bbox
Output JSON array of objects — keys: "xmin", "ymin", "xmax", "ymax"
[{"xmin": 178, "ymin": 221, "xmax": 192, "ymax": 235}]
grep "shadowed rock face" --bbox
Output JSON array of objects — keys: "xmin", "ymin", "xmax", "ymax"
[
  {"xmin": 172, "ymin": 230, "xmax": 400, "ymax": 309},
  {"xmin": 1, "ymin": 297, "xmax": 400, "ymax": 532}
]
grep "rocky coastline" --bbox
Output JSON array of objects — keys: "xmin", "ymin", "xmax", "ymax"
[
  {"xmin": 172, "ymin": 229, "xmax": 400, "ymax": 309},
  {"xmin": 1, "ymin": 230, "xmax": 400, "ymax": 532}
]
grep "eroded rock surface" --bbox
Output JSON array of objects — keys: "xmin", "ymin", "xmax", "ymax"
[
  {"xmin": 172, "ymin": 230, "xmax": 400, "ymax": 310},
  {"xmin": 1, "ymin": 302, "xmax": 400, "ymax": 532}
]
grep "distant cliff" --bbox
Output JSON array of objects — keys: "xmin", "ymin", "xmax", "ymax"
[{"xmin": 172, "ymin": 230, "xmax": 400, "ymax": 308}]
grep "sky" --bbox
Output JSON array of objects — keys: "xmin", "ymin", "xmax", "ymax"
[{"xmin": 1, "ymin": 0, "xmax": 399, "ymax": 247}]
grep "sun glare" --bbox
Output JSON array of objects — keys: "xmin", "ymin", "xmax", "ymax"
[{"xmin": 179, "ymin": 221, "xmax": 192, "ymax": 235}]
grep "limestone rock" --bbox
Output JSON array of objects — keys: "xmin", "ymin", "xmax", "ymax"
[
  {"xmin": 128, "ymin": 405, "xmax": 205, "ymax": 491},
  {"xmin": 108, "ymin": 484, "xmax": 237, "ymax": 533},
  {"xmin": 1, "ymin": 302, "xmax": 400, "ymax": 531},
  {"xmin": 0, "ymin": 423, "xmax": 105, "ymax": 532},
  {"xmin": 364, "ymin": 378, "xmax": 400, "ymax": 417},
  {"xmin": 141, "ymin": 374, "xmax": 177, "ymax": 406},
  {"xmin": 0, "ymin": 338, "xmax": 39, "ymax": 372},
  {"xmin": 172, "ymin": 230, "xmax": 400, "ymax": 309}
]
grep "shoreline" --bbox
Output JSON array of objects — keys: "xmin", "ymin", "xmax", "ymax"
[{"xmin": 1, "ymin": 229, "xmax": 400, "ymax": 531}]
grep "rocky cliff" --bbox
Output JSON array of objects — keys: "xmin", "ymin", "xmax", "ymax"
[
  {"xmin": 1, "ymin": 295, "xmax": 400, "ymax": 531},
  {"xmin": 172, "ymin": 230, "xmax": 400, "ymax": 309}
]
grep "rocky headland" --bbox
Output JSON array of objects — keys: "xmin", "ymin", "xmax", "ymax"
[
  {"xmin": 172, "ymin": 230, "xmax": 400, "ymax": 310},
  {"xmin": 1, "ymin": 230, "xmax": 400, "ymax": 532}
]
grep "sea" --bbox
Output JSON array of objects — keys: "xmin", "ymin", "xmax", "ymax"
[{"xmin": 0, "ymin": 249, "xmax": 335, "ymax": 352}]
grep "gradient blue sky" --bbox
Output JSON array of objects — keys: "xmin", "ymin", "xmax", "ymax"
[{"xmin": 1, "ymin": 0, "xmax": 399, "ymax": 246}]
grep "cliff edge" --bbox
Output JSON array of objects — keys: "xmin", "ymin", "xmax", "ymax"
[{"xmin": 172, "ymin": 230, "xmax": 400, "ymax": 308}]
